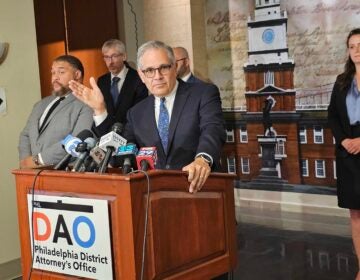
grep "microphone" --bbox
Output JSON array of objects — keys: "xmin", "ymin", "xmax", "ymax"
[
  {"xmin": 98, "ymin": 123, "xmax": 127, "ymax": 173},
  {"xmin": 71, "ymin": 137, "xmax": 97, "ymax": 172},
  {"xmin": 136, "ymin": 147, "xmax": 157, "ymax": 171},
  {"xmin": 116, "ymin": 143, "xmax": 138, "ymax": 174},
  {"xmin": 89, "ymin": 144, "xmax": 106, "ymax": 165},
  {"xmin": 53, "ymin": 129, "xmax": 93, "ymax": 170}
]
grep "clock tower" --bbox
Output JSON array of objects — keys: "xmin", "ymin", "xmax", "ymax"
[
  {"xmin": 241, "ymin": 0, "xmax": 301, "ymax": 185},
  {"xmin": 244, "ymin": 0, "xmax": 295, "ymax": 112},
  {"xmin": 246, "ymin": 0, "xmax": 293, "ymax": 66}
]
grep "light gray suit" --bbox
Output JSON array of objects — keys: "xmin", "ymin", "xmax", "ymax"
[{"xmin": 18, "ymin": 94, "xmax": 93, "ymax": 165}]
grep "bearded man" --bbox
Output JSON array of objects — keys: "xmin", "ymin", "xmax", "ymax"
[{"xmin": 18, "ymin": 55, "xmax": 93, "ymax": 168}]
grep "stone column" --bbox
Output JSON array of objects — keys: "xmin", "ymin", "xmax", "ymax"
[{"xmin": 143, "ymin": 0, "xmax": 209, "ymax": 80}]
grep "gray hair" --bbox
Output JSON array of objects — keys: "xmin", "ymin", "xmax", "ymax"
[
  {"xmin": 102, "ymin": 39, "xmax": 126, "ymax": 54},
  {"xmin": 137, "ymin": 40, "xmax": 175, "ymax": 69}
]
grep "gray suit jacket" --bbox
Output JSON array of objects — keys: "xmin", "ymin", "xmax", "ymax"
[{"xmin": 18, "ymin": 94, "xmax": 93, "ymax": 165}]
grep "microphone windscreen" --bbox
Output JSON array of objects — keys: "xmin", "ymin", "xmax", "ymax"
[
  {"xmin": 76, "ymin": 129, "xmax": 94, "ymax": 141},
  {"xmin": 111, "ymin": 122, "xmax": 124, "ymax": 135}
]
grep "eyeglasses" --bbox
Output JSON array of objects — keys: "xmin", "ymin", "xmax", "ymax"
[
  {"xmin": 103, "ymin": 54, "xmax": 122, "ymax": 61},
  {"xmin": 176, "ymin": 57, "xmax": 187, "ymax": 62},
  {"xmin": 141, "ymin": 64, "xmax": 173, "ymax": 78}
]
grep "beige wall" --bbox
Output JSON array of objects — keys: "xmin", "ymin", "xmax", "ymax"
[
  {"xmin": 143, "ymin": 0, "xmax": 208, "ymax": 80},
  {"xmin": 0, "ymin": 0, "xmax": 40, "ymax": 274}
]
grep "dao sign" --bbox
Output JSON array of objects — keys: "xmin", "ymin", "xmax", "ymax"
[{"xmin": 27, "ymin": 195, "xmax": 113, "ymax": 279}]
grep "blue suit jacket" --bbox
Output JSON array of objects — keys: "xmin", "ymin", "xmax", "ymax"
[
  {"xmin": 187, "ymin": 73, "xmax": 204, "ymax": 83},
  {"xmin": 123, "ymin": 80, "xmax": 226, "ymax": 170}
]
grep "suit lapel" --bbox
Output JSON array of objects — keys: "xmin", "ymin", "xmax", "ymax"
[
  {"xmin": 339, "ymin": 87, "xmax": 352, "ymax": 134},
  {"xmin": 39, "ymin": 94, "xmax": 73, "ymax": 135},
  {"xmin": 166, "ymin": 82, "xmax": 190, "ymax": 154}
]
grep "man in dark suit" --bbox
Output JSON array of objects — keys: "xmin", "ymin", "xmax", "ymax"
[
  {"xmin": 173, "ymin": 46, "xmax": 204, "ymax": 83},
  {"xmin": 92, "ymin": 39, "xmax": 148, "ymax": 136},
  {"xmin": 71, "ymin": 40, "xmax": 227, "ymax": 279},
  {"xmin": 70, "ymin": 40, "xmax": 225, "ymax": 193}
]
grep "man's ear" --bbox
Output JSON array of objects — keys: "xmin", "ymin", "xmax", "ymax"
[
  {"xmin": 123, "ymin": 52, "xmax": 128, "ymax": 61},
  {"xmin": 137, "ymin": 69, "xmax": 146, "ymax": 83},
  {"xmin": 74, "ymin": 70, "xmax": 82, "ymax": 81}
]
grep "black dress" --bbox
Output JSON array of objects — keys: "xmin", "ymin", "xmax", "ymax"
[{"xmin": 328, "ymin": 76, "xmax": 360, "ymax": 209}]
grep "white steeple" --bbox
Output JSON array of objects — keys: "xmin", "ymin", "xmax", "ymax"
[{"xmin": 245, "ymin": 0, "xmax": 293, "ymax": 66}]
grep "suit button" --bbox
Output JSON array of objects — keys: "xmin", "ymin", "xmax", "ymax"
[{"xmin": 165, "ymin": 165, "xmax": 170, "ymax": 169}]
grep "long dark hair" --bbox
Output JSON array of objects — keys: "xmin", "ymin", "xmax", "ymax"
[{"xmin": 338, "ymin": 28, "xmax": 360, "ymax": 92}]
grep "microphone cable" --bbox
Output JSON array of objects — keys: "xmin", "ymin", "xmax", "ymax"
[
  {"xmin": 28, "ymin": 168, "xmax": 45, "ymax": 280},
  {"xmin": 128, "ymin": 170, "xmax": 150, "ymax": 280}
]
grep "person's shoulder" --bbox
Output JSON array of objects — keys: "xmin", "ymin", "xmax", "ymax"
[
  {"xmin": 125, "ymin": 65, "xmax": 141, "ymax": 80},
  {"xmin": 33, "ymin": 95, "xmax": 52, "ymax": 107},
  {"xmin": 97, "ymin": 72, "xmax": 110, "ymax": 83},
  {"xmin": 180, "ymin": 79, "xmax": 219, "ymax": 95},
  {"xmin": 129, "ymin": 94, "xmax": 152, "ymax": 111}
]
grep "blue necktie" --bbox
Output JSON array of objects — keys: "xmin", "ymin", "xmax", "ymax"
[
  {"xmin": 111, "ymin": 77, "xmax": 120, "ymax": 105},
  {"xmin": 158, "ymin": 97, "xmax": 169, "ymax": 152}
]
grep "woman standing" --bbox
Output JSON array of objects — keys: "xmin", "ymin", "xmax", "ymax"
[{"xmin": 328, "ymin": 28, "xmax": 360, "ymax": 279}]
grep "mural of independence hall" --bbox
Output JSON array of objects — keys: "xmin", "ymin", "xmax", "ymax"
[{"xmin": 204, "ymin": 0, "xmax": 360, "ymax": 188}]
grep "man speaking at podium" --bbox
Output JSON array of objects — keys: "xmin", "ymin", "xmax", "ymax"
[{"xmin": 70, "ymin": 40, "xmax": 226, "ymax": 194}]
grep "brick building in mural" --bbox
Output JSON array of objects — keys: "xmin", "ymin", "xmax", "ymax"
[{"xmin": 221, "ymin": 0, "xmax": 336, "ymax": 188}]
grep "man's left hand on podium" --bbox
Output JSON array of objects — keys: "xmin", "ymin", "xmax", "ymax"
[{"xmin": 182, "ymin": 157, "xmax": 211, "ymax": 193}]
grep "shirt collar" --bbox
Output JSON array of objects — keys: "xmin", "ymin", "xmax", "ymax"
[
  {"xmin": 153, "ymin": 80, "xmax": 179, "ymax": 102},
  {"xmin": 181, "ymin": 72, "xmax": 192, "ymax": 82},
  {"xmin": 111, "ymin": 65, "xmax": 128, "ymax": 81}
]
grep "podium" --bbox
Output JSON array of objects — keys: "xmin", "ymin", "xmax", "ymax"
[{"xmin": 12, "ymin": 169, "xmax": 237, "ymax": 279}]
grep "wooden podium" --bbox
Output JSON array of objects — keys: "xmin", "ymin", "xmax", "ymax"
[{"xmin": 13, "ymin": 169, "xmax": 237, "ymax": 279}]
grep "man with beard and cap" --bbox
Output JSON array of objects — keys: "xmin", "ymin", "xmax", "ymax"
[{"xmin": 18, "ymin": 55, "xmax": 93, "ymax": 168}]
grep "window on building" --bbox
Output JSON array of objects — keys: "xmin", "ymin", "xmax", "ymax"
[
  {"xmin": 241, "ymin": 157, "xmax": 250, "ymax": 174},
  {"xmin": 299, "ymin": 126, "xmax": 307, "ymax": 144},
  {"xmin": 337, "ymin": 253, "xmax": 349, "ymax": 272},
  {"xmin": 315, "ymin": 160, "xmax": 326, "ymax": 178},
  {"xmin": 314, "ymin": 126, "xmax": 324, "ymax": 144},
  {"xmin": 333, "ymin": 160, "xmax": 337, "ymax": 179},
  {"xmin": 306, "ymin": 249, "xmax": 314, "ymax": 268},
  {"xmin": 301, "ymin": 159, "xmax": 309, "ymax": 177},
  {"xmin": 264, "ymin": 71, "xmax": 274, "ymax": 85},
  {"xmin": 227, "ymin": 157, "xmax": 236, "ymax": 174},
  {"xmin": 275, "ymin": 139, "xmax": 286, "ymax": 156},
  {"xmin": 319, "ymin": 251, "xmax": 330, "ymax": 270},
  {"xmin": 239, "ymin": 126, "xmax": 248, "ymax": 143},
  {"xmin": 226, "ymin": 129, "xmax": 234, "ymax": 142}
]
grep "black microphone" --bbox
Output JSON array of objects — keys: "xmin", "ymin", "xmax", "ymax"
[
  {"xmin": 98, "ymin": 123, "xmax": 127, "ymax": 173},
  {"xmin": 54, "ymin": 129, "xmax": 93, "ymax": 170},
  {"xmin": 71, "ymin": 137, "xmax": 96, "ymax": 172}
]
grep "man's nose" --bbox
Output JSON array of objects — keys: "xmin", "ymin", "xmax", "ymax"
[{"xmin": 153, "ymin": 69, "xmax": 164, "ymax": 79}]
